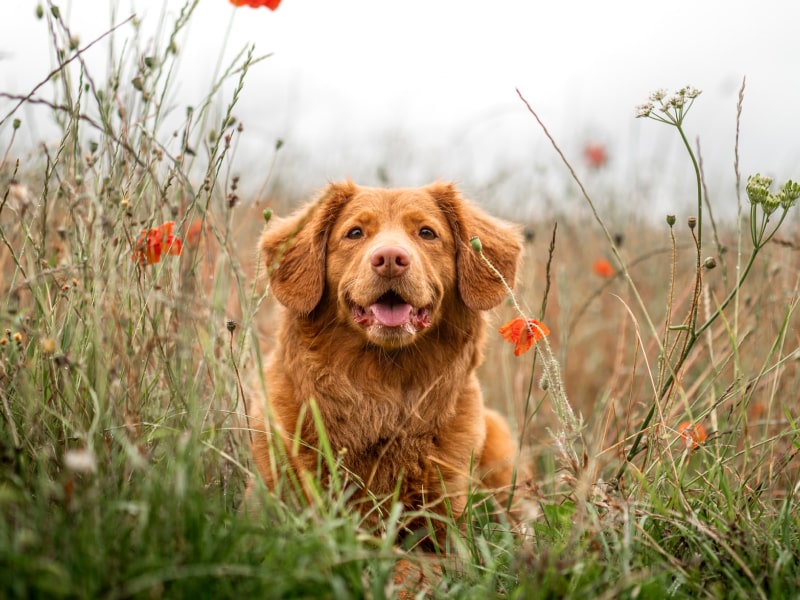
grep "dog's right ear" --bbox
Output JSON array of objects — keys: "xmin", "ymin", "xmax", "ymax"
[{"xmin": 259, "ymin": 181, "xmax": 356, "ymax": 314}]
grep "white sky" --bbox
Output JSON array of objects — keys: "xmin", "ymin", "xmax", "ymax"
[{"xmin": 2, "ymin": 0, "xmax": 799, "ymax": 220}]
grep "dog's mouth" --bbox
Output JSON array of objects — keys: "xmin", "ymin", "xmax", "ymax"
[{"xmin": 351, "ymin": 291, "xmax": 432, "ymax": 331}]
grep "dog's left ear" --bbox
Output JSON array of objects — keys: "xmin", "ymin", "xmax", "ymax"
[
  {"xmin": 259, "ymin": 181, "xmax": 356, "ymax": 314},
  {"xmin": 429, "ymin": 182, "xmax": 523, "ymax": 311}
]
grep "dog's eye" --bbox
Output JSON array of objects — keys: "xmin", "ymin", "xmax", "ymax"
[
  {"xmin": 346, "ymin": 227, "xmax": 364, "ymax": 240},
  {"xmin": 419, "ymin": 227, "xmax": 437, "ymax": 241}
]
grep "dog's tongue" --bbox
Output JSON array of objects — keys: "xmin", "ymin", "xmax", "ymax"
[{"xmin": 370, "ymin": 301, "xmax": 413, "ymax": 327}]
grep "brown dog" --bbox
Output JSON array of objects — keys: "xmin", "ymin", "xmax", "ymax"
[{"xmin": 248, "ymin": 181, "xmax": 523, "ymax": 533}]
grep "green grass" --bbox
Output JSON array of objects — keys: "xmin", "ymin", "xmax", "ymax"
[{"xmin": 2, "ymin": 3, "xmax": 800, "ymax": 599}]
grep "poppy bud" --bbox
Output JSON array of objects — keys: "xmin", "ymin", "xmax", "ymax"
[{"xmin": 470, "ymin": 236, "xmax": 482, "ymax": 252}]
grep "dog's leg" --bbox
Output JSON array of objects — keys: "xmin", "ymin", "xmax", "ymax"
[
  {"xmin": 479, "ymin": 409, "xmax": 540, "ymax": 528},
  {"xmin": 478, "ymin": 408, "xmax": 517, "ymax": 489}
]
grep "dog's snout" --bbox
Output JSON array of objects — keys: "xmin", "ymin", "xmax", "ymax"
[{"xmin": 370, "ymin": 245, "xmax": 410, "ymax": 278}]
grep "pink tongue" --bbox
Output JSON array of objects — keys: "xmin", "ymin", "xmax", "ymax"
[{"xmin": 370, "ymin": 302, "xmax": 413, "ymax": 327}]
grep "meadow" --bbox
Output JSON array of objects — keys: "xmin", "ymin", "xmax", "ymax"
[{"xmin": 1, "ymin": 4, "xmax": 799, "ymax": 598}]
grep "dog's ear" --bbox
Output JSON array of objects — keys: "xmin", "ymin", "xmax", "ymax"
[
  {"xmin": 260, "ymin": 181, "xmax": 356, "ymax": 314},
  {"xmin": 428, "ymin": 182, "xmax": 522, "ymax": 311}
]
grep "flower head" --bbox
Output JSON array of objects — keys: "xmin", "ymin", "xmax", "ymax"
[
  {"xmin": 677, "ymin": 421, "xmax": 707, "ymax": 450},
  {"xmin": 635, "ymin": 103, "xmax": 654, "ymax": 119},
  {"xmin": 230, "ymin": 0, "xmax": 281, "ymax": 9},
  {"xmin": 499, "ymin": 317, "xmax": 550, "ymax": 356},
  {"xmin": 132, "ymin": 221, "xmax": 183, "ymax": 265},
  {"xmin": 636, "ymin": 85, "xmax": 702, "ymax": 126},
  {"xmin": 592, "ymin": 258, "xmax": 615, "ymax": 278},
  {"xmin": 186, "ymin": 218, "xmax": 205, "ymax": 247},
  {"xmin": 583, "ymin": 143, "xmax": 608, "ymax": 169},
  {"xmin": 779, "ymin": 179, "xmax": 800, "ymax": 210},
  {"xmin": 746, "ymin": 173, "xmax": 773, "ymax": 206}
]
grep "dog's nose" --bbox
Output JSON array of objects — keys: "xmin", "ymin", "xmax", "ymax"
[{"xmin": 370, "ymin": 245, "xmax": 410, "ymax": 278}]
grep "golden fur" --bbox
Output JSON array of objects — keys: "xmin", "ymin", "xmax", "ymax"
[{"xmin": 248, "ymin": 181, "xmax": 523, "ymax": 528}]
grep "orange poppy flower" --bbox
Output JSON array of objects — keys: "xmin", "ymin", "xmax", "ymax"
[
  {"xmin": 132, "ymin": 221, "xmax": 183, "ymax": 265},
  {"xmin": 593, "ymin": 258, "xmax": 615, "ymax": 278},
  {"xmin": 677, "ymin": 421, "xmax": 708, "ymax": 450},
  {"xmin": 230, "ymin": 0, "xmax": 281, "ymax": 9},
  {"xmin": 186, "ymin": 218, "xmax": 205, "ymax": 247},
  {"xmin": 584, "ymin": 143, "xmax": 608, "ymax": 169},
  {"xmin": 499, "ymin": 317, "xmax": 550, "ymax": 356}
]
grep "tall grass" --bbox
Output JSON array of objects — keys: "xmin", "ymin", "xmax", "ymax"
[{"xmin": 1, "ymin": 3, "xmax": 799, "ymax": 599}]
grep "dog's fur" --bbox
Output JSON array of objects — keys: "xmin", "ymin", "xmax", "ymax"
[{"xmin": 249, "ymin": 181, "xmax": 523, "ymax": 527}]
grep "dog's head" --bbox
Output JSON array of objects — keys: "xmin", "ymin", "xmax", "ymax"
[{"xmin": 260, "ymin": 181, "xmax": 522, "ymax": 348}]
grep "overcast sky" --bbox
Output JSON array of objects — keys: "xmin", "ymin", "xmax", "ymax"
[{"xmin": 2, "ymin": 1, "xmax": 799, "ymax": 220}]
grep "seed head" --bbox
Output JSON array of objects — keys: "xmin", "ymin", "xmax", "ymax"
[
  {"xmin": 226, "ymin": 320, "xmax": 237, "ymax": 333},
  {"xmin": 687, "ymin": 216, "xmax": 697, "ymax": 230},
  {"xmin": 666, "ymin": 214, "xmax": 676, "ymax": 227},
  {"xmin": 470, "ymin": 236, "xmax": 483, "ymax": 252},
  {"xmin": 41, "ymin": 337, "xmax": 57, "ymax": 354}
]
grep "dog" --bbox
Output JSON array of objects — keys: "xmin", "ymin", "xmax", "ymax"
[{"xmin": 248, "ymin": 180, "xmax": 524, "ymax": 536}]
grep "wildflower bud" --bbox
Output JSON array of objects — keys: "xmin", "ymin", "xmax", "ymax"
[
  {"xmin": 132, "ymin": 76, "xmax": 144, "ymax": 91},
  {"xmin": 780, "ymin": 179, "xmax": 800, "ymax": 209},
  {"xmin": 666, "ymin": 214, "xmax": 676, "ymax": 227},
  {"xmin": 12, "ymin": 119, "xmax": 20, "ymax": 130},
  {"xmin": 703, "ymin": 257, "xmax": 717, "ymax": 270},
  {"xmin": 470, "ymin": 236, "xmax": 483, "ymax": 252},
  {"xmin": 539, "ymin": 374, "xmax": 550, "ymax": 391},
  {"xmin": 762, "ymin": 194, "xmax": 780, "ymax": 215},
  {"xmin": 51, "ymin": 5, "xmax": 60, "ymax": 18},
  {"xmin": 143, "ymin": 56, "xmax": 155, "ymax": 69},
  {"xmin": 69, "ymin": 36, "xmax": 79, "ymax": 51},
  {"xmin": 35, "ymin": 4, "xmax": 44, "ymax": 19},
  {"xmin": 263, "ymin": 208, "xmax": 273, "ymax": 224},
  {"xmin": 226, "ymin": 320, "xmax": 237, "ymax": 333},
  {"xmin": 687, "ymin": 216, "xmax": 697, "ymax": 230},
  {"xmin": 275, "ymin": 139, "xmax": 284, "ymax": 151}
]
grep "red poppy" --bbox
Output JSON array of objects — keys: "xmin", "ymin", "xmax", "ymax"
[
  {"xmin": 499, "ymin": 317, "xmax": 550, "ymax": 356},
  {"xmin": 584, "ymin": 143, "xmax": 608, "ymax": 169},
  {"xmin": 132, "ymin": 221, "xmax": 183, "ymax": 265},
  {"xmin": 186, "ymin": 218, "xmax": 205, "ymax": 247},
  {"xmin": 593, "ymin": 258, "xmax": 615, "ymax": 278},
  {"xmin": 677, "ymin": 421, "xmax": 708, "ymax": 450},
  {"xmin": 230, "ymin": 0, "xmax": 281, "ymax": 9}
]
